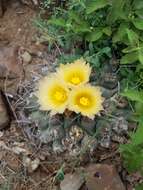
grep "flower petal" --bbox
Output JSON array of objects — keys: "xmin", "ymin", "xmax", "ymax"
[
  {"xmin": 57, "ymin": 58, "xmax": 91, "ymax": 88},
  {"xmin": 36, "ymin": 74, "xmax": 69, "ymax": 114},
  {"xmin": 69, "ymin": 84, "xmax": 104, "ymax": 119}
]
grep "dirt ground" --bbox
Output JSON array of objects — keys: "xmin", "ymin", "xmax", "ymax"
[{"xmin": 0, "ymin": 0, "xmax": 37, "ymax": 47}]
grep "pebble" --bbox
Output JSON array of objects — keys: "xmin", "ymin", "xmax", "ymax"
[
  {"xmin": 60, "ymin": 172, "xmax": 85, "ymax": 190},
  {"xmin": 0, "ymin": 92, "xmax": 10, "ymax": 130},
  {"xmin": 23, "ymin": 156, "xmax": 40, "ymax": 173},
  {"xmin": 85, "ymin": 164, "xmax": 125, "ymax": 190},
  {"xmin": 21, "ymin": 51, "xmax": 32, "ymax": 64}
]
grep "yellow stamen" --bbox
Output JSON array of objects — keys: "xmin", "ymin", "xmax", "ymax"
[
  {"xmin": 79, "ymin": 97, "xmax": 89, "ymax": 106},
  {"xmin": 54, "ymin": 91, "xmax": 65, "ymax": 101},
  {"xmin": 71, "ymin": 77, "xmax": 81, "ymax": 85}
]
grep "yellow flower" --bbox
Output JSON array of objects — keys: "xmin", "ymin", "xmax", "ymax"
[
  {"xmin": 69, "ymin": 84, "xmax": 104, "ymax": 119},
  {"xmin": 57, "ymin": 58, "xmax": 91, "ymax": 88},
  {"xmin": 36, "ymin": 74, "xmax": 69, "ymax": 115}
]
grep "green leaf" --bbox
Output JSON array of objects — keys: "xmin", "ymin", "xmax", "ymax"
[
  {"xmin": 130, "ymin": 119, "xmax": 143, "ymax": 145},
  {"xmin": 126, "ymin": 28, "xmax": 139, "ymax": 46},
  {"xmin": 135, "ymin": 9, "xmax": 143, "ymax": 18},
  {"xmin": 132, "ymin": 18, "xmax": 143, "ymax": 30},
  {"xmin": 122, "ymin": 46, "xmax": 140, "ymax": 53},
  {"xmin": 135, "ymin": 102, "xmax": 143, "ymax": 114},
  {"xmin": 68, "ymin": 10, "xmax": 80, "ymax": 22},
  {"xmin": 112, "ymin": 23, "xmax": 129, "ymax": 43},
  {"xmin": 85, "ymin": 29, "xmax": 103, "ymax": 42},
  {"xmin": 133, "ymin": 0, "xmax": 143, "ymax": 10},
  {"xmin": 121, "ymin": 89, "xmax": 143, "ymax": 103},
  {"xmin": 102, "ymin": 26, "xmax": 112, "ymax": 36},
  {"xmin": 55, "ymin": 167, "xmax": 64, "ymax": 181},
  {"xmin": 120, "ymin": 143, "xmax": 143, "ymax": 172},
  {"xmin": 73, "ymin": 22, "xmax": 91, "ymax": 33},
  {"xmin": 48, "ymin": 18, "xmax": 66, "ymax": 27},
  {"xmin": 138, "ymin": 49, "xmax": 143, "ymax": 64},
  {"xmin": 135, "ymin": 183, "xmax": 143, "ymax": 190},
  {"xmin": 86, "ymin": 0, "xmax": 109, "ymax": 14},
  {"xmin": 120, "ymin": 52, "xmax": 138, "ymax": 64},
  {"xmin": 107, "ymin": 0, "xmax": 126, "ymax": 24}
]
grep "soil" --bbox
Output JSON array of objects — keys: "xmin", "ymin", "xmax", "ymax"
[
  {"xmin": 0, "ymin": 1, "xmax": 37, "ymax": 47},
  {"xmin": 0, "ymin": 1, "xmax": 141, "ymax": 190}
]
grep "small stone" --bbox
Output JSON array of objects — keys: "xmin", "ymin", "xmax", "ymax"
[
  {"xmin": 11, "ymin": 146, "xmax": 29, "ymax": 155},
  {"xmin": 0, "ymin": 131, "xmax": 3, "ymax": 137},
  {"xmin": 0, "ymin": 92, "xmax": 10, "ymax": 130},
  {"xmin": 0, "ymin": 46, "xmax": 23, "ymax": 94},
  {"xmin": 60, "ymin": 172, "xmax": 85, "ymax": 190},
  {"xmin": 0, "ymin": 46, "xmax": 23, "ymax": 78},
  {"xmin": 21, "ymin": 51, "xmax": 32, "ymax": 64},
  {"xmin": 85, "ymin": 164, "xmax": 125, "ymax": 190},
  {"xmin": 31, "ymin": 158, "xmax": 40, "ymax": 171},
  {"xmin": 0, "ymin": 0, "xmax": 3, "ymax": 17},
  {"xmin": 23, "ymin": 156, "xmax": 40, "ymax": 173}
]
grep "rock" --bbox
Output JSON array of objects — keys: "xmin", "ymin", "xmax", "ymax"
[
  {"xmin": 20, "ymin": 0, "xmax": 39, "ymax": 7},
  {"xmin": 21, "ymin": 51, "xmax": 32, "ymax": 64},
  {"xmin": 0, "ymin": 46, "xmax": 23, "ymax": 78},
  {"xmin": 85, "ymin": 164, "xmax": 125, "ymax": 190},
  {"xmin": 0, "ymin": 92, "xmax": 9, "ymax": 130},
  {"xmin": 0, "ymin": 46, "xmax": 23, "ymax": 94},
  {"xmin": 0, "ymin": 0, "xmax": 3, "ymax": 17},
  {"xmin": 23, "ymin": 156, "xmax": 40, "ymax": 173},
  {"xmin": 60, "ymin": 172, "xmax": 85, "ymax": 190}
]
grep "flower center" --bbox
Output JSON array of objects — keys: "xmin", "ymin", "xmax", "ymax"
[
  {"xmin": 71, "ymin": 76, "xmax": 81, "ymax": 85},
  {"xmin": 79, "ymin": 97, "xmax": 90, "ymax": 106},
  {"xmin": 54, "ymin": 91, "xmax": 66, "ymax": 102}
]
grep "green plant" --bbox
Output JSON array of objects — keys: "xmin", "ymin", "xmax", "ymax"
[
  {"xmin": 120, "ymin": 118, "xmax": 143, "ymax": 173},
  {"xmin": 36, "ymin": 0, "xmax": 143, "ymax": 66}
]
